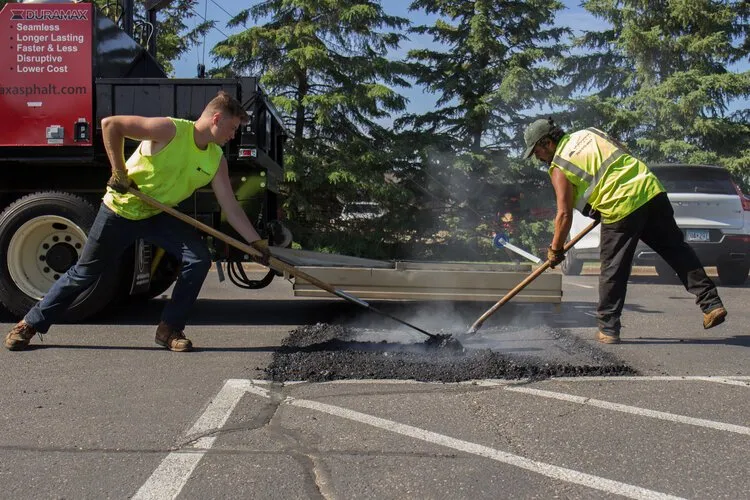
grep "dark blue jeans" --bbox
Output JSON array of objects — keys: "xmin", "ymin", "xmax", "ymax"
[{"xmin": 25, "ymin": 203, "xmax": 211, "ymax": 333}]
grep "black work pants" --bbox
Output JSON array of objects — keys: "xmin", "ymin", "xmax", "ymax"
[{"xmin": 598, "ymin": 193, "xmax": 723, "ymax": 335}]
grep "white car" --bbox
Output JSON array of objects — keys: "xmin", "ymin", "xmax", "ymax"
[
  {"xmin": 562, "ymin": 164, "xmax": 750, "ymax": 285},
  {"xmin": 339, "ymin": 202, "xmax": 387, "ymax": 221}
]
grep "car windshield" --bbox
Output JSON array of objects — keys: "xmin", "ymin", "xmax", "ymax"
[{"xmin": 652, "ymin": 167, "xmax": 736, "ymax": 195}]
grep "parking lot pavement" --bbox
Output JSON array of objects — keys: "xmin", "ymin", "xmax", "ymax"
[
  {"xmin": 132, "ymin": 376, "xmax": 749, "ymax": 499},
  {"xmin": 0, "ymin": 269, "xmax": 747, "ymax": 498},
  {"xmin": 559, "ymin": 273, "xmax": 749, "ymax": 376}
]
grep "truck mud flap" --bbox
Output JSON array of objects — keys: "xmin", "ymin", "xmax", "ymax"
[{"xmin": 130, "ymin": 239, "xmax": 152, "ymax": 294}]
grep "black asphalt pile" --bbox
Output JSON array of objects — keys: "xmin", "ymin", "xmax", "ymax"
[{"xmin": 265, "ymin": 323, "xmax": 637, "ymax": 383}]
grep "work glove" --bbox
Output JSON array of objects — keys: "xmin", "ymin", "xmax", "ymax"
[
  {"xmin": 107, "ymin": 170, "xmax": 138, "ymax": 194},
  {"xmin": 249, "ymin": 239, "xmax": 271, "ymax": 267},
  {"xmin": 547, "ymin": 246, "xmax": 565, "ymax": 268},
  {"xmin": 581, "ymin": 203, "xmax": 601, "ymax": 222}
]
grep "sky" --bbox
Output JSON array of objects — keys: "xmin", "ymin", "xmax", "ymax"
[{"xmin": 172, "ymin": 0, "xmax": 601, "ymax": 115}]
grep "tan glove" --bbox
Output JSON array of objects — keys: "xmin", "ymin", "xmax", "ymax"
[
  {"xmin": 249, "ymin": 239, "xmax": 271, "ymax": 266},
  {"xmin": 107, "ymin": 170, "xmax": 138, "ymax": 194},
  {"xmin": 547, "ymin": 246, "xmax": 565, "ymax": 268}
]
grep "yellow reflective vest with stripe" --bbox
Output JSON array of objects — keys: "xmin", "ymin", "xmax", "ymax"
[
  {"xmin": 103, "ymin": 118, "xmax": 223, "ymax": 220},
  {"xmin": 548, "ymin": 128, "xmax": 665, "ymax": 223}
]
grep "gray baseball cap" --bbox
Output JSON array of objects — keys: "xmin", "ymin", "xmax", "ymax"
[{"xmin": 522, "ymin": 118, "xmax": 555, "ymax": 159}]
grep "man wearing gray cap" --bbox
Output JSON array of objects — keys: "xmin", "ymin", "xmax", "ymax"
[{"xmin": 522, "ymin": 117, "xmax": 726, "ymax": 343}]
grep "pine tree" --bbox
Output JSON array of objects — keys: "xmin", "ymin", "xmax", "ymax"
[
  {"xmin": 564, "ymin": 0, "xmax": 750, "ymax": 181},
  {"xmin": 211, "ymin": 0, "xmax": 412, "ymax": 255},
  {"xmin": 94, "ymin": 0, "xmax": 212, "ymax": 75},
  {"xmin": 396, "ymin": 0, "xmax": 568, "ymax": 258}
]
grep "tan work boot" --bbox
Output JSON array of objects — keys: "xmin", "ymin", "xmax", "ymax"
[
  {"xmin": 703, "ymin": 306, "xmax": 727, "ymax": 329},
  {"xmin": 4, "ymin": 320, "xmax": 37, "ymax": 351},
  {"xmin": 596, "ymin": 331, "xmax": 620, "ymax": 344},
  {"xmin": 155, "ymin": 322, "xmax": 193, "ymax": 352}
]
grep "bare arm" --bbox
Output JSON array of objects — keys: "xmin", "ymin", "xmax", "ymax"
[
  {"xmin": 550, "ymin": 167, "xmax": 575, "ymax": 250},
  {"xmin": 100, "ymin": 116, "xmax": 176, "ymax": 175},
  {"xmin": 211, "ymin": 156, "xmax": 262, "ymax": 244}
]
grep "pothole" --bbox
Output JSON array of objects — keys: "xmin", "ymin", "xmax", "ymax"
[{"xmin": 265, "ymin": 323, "xmax": 636, "ymax": 383}]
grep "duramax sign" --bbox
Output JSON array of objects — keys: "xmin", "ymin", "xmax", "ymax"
[{"xmin": 10, "ymin": 9, "xmax": 88, "ymax": 21}]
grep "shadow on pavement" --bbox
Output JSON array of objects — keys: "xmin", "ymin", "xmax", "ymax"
[
  {"xmin": 627, "ymin": 275, "xmax": 750, "ymax": 288},
  {"xmin": 19, "ymin": 344, "xmax": 279, "ymax": 352},
  {"xmin": 615, "ymin": 335, "xmax": 750, "ymax": 348}
]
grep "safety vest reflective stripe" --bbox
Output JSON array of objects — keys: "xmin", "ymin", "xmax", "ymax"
[
  {"xmin": 552, "ymin": 154, "xmax": 593, "ymax": 184},
  {"xmin": 554, "ymin": 128, "xmax": 627, "ymax": 211}
]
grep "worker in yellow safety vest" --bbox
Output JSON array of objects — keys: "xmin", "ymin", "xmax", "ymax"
[
  {"xmin": 4, "ymin": 91, "xmax": 271, "ymax": 352},
  {"xmin": 522, "ymin": 117, "xmax": 727, "ymax": 344}
]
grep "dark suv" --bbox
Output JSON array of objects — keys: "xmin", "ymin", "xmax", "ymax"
[{"xmin": 564, "ymin": 164, "xmax": 750, "ymax": 285}]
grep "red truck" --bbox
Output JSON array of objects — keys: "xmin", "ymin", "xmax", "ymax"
[{"xmin": 0, "ymin": 0, "xmax": 289, "ymax": 321}]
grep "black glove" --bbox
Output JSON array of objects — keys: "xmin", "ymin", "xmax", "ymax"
[
  {"xmin": 547, "ymin": 246, "xmax": 565, "ymax": 268},
  {"xmin": 249, "ymin": 239, "xmax": 271, "ymax": 267},
  {"xmin": 581, "ymin": 203, "xmax": 601, "ymax": 222},
  {"xmin": 107, "ymin": 171, "xmax": 138, "ymax": 194}
]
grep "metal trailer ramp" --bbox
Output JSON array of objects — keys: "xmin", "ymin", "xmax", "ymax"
[{"xmin": 270, "ymin": 248, "xmax": 562, "ymax": 303}]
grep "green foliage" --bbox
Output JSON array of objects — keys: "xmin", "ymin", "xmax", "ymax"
[
  {"xmin": 513, "ymin": 219, "xmax": 555, "ymax": 258},
  {"xmin": 49, "ymin": 0, "xmax": 747, "ymax": 260},
  {"xmin": 377, "ymin": 0, "xmax": 568, "ymax": 260},
  {"xmin": 401, "ymin": 0, "xmax": 568, "ymax": 152},
  {"xmin": 564, "ymin": 0, "xmax": 750, "ymax": 182},
  {"xmin": 92, "ymin": 0, "xmax": 211, "ymax": 75},
  {"xmin": 210, "ymin": 0, "xmax": 414, "ymax": 254}
]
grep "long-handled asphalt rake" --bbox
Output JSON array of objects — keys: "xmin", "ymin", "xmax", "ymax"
[
  {"xmin": 466, "ymin": 220, "xmax": 600, "ymax": 335},
  {"xmin": 128, "ymin": 188, "xmax": 463, "ymax": 350}
]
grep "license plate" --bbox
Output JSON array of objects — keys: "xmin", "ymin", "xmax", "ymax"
[{"xmin": 686, "ymin": 229, "xmax": 710, "ymax": 242}]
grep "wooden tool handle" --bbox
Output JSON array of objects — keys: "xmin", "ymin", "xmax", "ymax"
[
  {"xmin": 468, "ymin": 220, "xmax": 600, "ymax": 333},
  {"xmin": 127, "ymin": 188, "xmax": 354, "ymax": 301}
]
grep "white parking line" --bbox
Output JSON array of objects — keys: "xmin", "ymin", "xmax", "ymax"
[
  {"xmin": 568, "ymin": 282, "xmax": 594, "ymax": 289},
  {"xmin": 543, "ymin": 375, "xmax": 750, "ymax": 386},
  {"xmin": 321, "ymin": 375, "xmax": 750, "ymax": 387},
  {"xmin": 691, "ymin": 376, "xmax": 750, "ymax": 387},
  {"xmin": 132, "ymin": 380, "xmax": 249, "ymax": 500},
  {"xmin": 506, "ymin": 386, "xmax": 750, "ymax": 435},
  {"xmin": 282, "ymin": 392, "xmax": 683, "ymax": 500},
  {"xmin": 135, "ymin": 379, "xmax": 686, "ymax": 500}
]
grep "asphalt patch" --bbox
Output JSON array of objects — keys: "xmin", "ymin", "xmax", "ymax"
[{"xmin": 265, "ymin": 323, "xmax": 637, "ymax": 383}]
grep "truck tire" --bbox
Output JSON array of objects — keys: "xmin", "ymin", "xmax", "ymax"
[
  {"xmin": 716, "ymin": 258, "xmax": 749, "ymax": 286},
  {"xmin": 560, "ymin": 252, "xmax": 583, "ymax": 276},
  {"xmin": 0, "ymin": 192, "xmax": 121, "ymax": 322}
]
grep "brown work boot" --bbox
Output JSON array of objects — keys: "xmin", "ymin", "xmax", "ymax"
[
  {"xmin": 4, "ymin": 320, "xmax": 37, "ymax": 351},
  {"xmin": 155, "ymin": 322, "xmax": 193, "ymax": 352},
  {"xmin": 703, "ymin": 306, "xmax": 727, "ymax": 329},
  {"xmin": 596, "ymin": 331, "xmax": 620, "ymax": 344}
]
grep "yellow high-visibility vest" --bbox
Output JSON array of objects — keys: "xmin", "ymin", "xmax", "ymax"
[
  {"xmin": 104, "ymin": 118, "xmax": 223, "ymax": 220},
  {"xmin": 548, "ymin": 128, "xmax": 664, "ymax": 223}
]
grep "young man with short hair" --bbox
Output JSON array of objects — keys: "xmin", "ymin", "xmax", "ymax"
[{"xmin": 5, "ymin": 91, "xmax": 270, "ymax": 352}]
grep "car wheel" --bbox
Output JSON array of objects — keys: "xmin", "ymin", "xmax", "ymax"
[
  {"xmin": 560, "ymin": 252, "xmax": 583, "ymax": 276},
  {"xmin": 716, "ymin": 258, "xmax": 749, "ymax": 286}
]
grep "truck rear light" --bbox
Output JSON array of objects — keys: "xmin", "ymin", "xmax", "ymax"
[
  {"xmin": 239, "ymin": 148, "xmax": 257, "ymax": 158},
  {"xmin": 730, "ymin": 181, "xmax": 750, "ymax": 211},
  {"xmin": 725, "ymin": 234, "xmax": 750, "ymax": 243}
]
